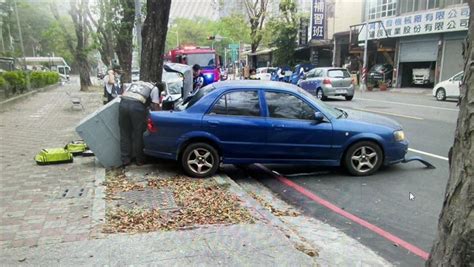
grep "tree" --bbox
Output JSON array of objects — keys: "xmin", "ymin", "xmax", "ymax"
[
  {"xmin": 88, "ymin": 0, "xmax": 134, "ymax": 83},
  {"xmin": 140, "ymin": 0, "xmax": 171, "ymax": 83},
  {"xmin": 267, "ymin": 0, "xmax": 299, "ymax": 66},
  {"xmin": 51, "ymin": 0, "xmax": 92, "ymax": 91},
  {"xmin": 87, "ymin": 0, "xmax": 115, "ymax": 68},
  {"xmin": 244, "ymin": 0, "xmax": 270, "ymax": 67},
  {"xmin": 426, "ymin": 3, "xmax": 474, "ymax": 266},
  {"xmin": 112, "ymin": 0, "xmax": 135, "ymax": 83}
]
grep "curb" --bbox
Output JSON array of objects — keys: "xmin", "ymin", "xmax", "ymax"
[
  {"xmin": 213, "ymin": 174, "xmax": 319, "ymax": 262},
  {"xmin": 0, "ymin": 83, "xmax": 61, "ymax": 112},
  {"xmin": 356, "ymin": 88, "xmax": 432, "ymax": 95}
]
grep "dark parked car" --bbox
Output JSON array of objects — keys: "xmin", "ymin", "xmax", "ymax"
[
  {"xmin": 144, "ymin": 81, "xmax": 408, "ymax": 178},
  {"xmin": 368, "ymin": 64, "xmax": 393, "ymax": 86}
]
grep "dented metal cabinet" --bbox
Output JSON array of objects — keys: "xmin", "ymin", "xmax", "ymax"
[{"xmin": 76, "ymin": 97, "xmax": 122, "ymax": 168}]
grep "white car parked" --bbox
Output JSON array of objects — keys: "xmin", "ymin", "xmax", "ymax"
[
  {"xmin": 432, "ymin": 71, "xmax": 463, "ymax": 101},
  {"xmin": 254, "ymin": 67, "xmax": 277, "ymax": 81}
]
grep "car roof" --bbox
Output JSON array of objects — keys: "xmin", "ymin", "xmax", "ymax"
[{"xmin": 211, "ymin": 80, "xmax": 301, "ymax": 92}]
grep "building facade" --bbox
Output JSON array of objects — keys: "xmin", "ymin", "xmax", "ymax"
[{"xmin": 359, "ymin": 0, "xmax": 469, "ymax": 87}]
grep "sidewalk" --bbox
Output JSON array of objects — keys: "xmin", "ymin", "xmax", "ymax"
[{"xmin": 0, "ymin": 77, "xmax": 103, "ymax": 249}]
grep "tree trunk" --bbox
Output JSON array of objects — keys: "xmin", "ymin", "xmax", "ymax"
[
  {"xmin": 114, "ymin": 0, "xmax": 135, "ymax": 83},
  {"xmin": 70, "ymin": 0, "xmax": 92, "ymax": 91},
  {"xmin": 426, "ymin": 3, "xmax": 474, "ymax": 266},
  {"xmin": 139, "ymin": 0, "xmax": 171, "ymax": 83}
]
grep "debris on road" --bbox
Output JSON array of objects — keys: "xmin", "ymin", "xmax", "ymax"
[{"xmin": 249, "ymin": 192, "xmax": 300, "ymax": 217}]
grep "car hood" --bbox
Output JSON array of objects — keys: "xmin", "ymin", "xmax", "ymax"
[{"xmin": 344, "ymin": 109, "xmax": 402, "ymax": 130}]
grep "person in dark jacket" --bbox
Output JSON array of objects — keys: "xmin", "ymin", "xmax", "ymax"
[
  {"xmin": 119, "ymin": 81, "xmax": 162, "ymax": 166},
  {"xmin": 192, "ymin": 64, "xmax": 204, "ymax": 92}
]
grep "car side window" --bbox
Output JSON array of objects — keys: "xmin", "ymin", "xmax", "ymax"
[
  {"xmin": 306, "ymin": 69, "xmax": 315, "ymax": 78},
  {"xmin": 265, "ymin": 92, "xmax": 314, "ymax": 121},
  {"xmin": 210, "ymin": 91, "xmax": 260, "ymax": 117},
  {"xmin": 453, "ymin": 73, "xmax": 463, "ymax": 81},
  {"xmin": 314, "ymin": 69, "xmax": 323, "ymax": 78}
]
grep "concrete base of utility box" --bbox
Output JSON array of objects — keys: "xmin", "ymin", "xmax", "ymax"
[{"xmin": 76, "ymin": 97, "xmax": 122, "ymax": 168}]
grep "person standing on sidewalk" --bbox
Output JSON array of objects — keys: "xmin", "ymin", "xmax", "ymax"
[
  {"xmin": 119, "ymin": 81, "xmax": 162, "ymax": 166},
  {"xmin": 103, "ymin": 64, "xmax": 122, "ymax": 104}
]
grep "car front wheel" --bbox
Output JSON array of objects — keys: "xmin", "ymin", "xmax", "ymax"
[
  {"xmin": 181, "ymin": 143, "xmax": 219, "ymax": 178},
  {"xmin": 345, "ymin": 95, "xmax": 354, "ymax": 101},
  {"xmin": 344, "ymin": 141, "xmax": 383, "ymax": 176},
  {"xmin": 436, "ymin": 88, "xmax": 446, "ymax": 101}
]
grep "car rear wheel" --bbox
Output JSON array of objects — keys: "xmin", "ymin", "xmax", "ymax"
[
  {"xmin": 316, "ymin": 88, "xmax": 327, "ymax": 101},
  {"xmin": 181, "ymin": 143, "xmax": 219, "ymax": 178},
  {"xmin": 344, "ymin": 141, "xmax": 383, "ymax": 176},
  {"xmin": 436, "ymin": 88, "xmax": 446, "ymax": 101},
  {"xmin": 345, "ymin": 95, "xmax": 354, "ymax": 101}
]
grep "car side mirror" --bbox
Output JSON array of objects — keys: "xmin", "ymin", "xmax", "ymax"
[{"xmin": 314, "ymin": 111, "xmax": 325, "ymax": 122}]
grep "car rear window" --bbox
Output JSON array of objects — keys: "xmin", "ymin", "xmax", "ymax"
[
  {"xmin": 328, "ymin": 69, "xmax": 350, "ymax": 78},
  {"xmin": 179, "ymin": 84, "xmax": 215, "ymax": 110}
]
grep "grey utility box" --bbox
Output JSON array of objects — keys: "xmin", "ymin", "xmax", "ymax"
[{"xmin": 76, "ymin": 97, "xmax": 122, "ymax": 168}]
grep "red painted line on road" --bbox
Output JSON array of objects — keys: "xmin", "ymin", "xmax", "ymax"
[{"xmin": 255, "ymin": 164, "xmax": 430, "ymax": 260}]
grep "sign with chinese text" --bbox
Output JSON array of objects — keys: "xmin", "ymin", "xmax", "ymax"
[
  {"xmin": 360, "ymin": 4, "xmax": 469, "ymax": 41},
  {"xmin": 311, "ymin": 0, "xmax": 325, "ymax": 40},
  {"xmin": 299, "ymin": 18, "xmax": 309, "ymax": 46}
]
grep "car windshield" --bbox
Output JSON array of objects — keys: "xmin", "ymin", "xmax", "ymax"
[
  {"xmin": 176, "ymin": 84, "xmax": 215, "ymax": 110},
  {"xmin": 328, "ymin": 69, "xmax": 350, "ymax": 78},
  {"xmin": 163, "ymin": 72, "xmax": 183, "ymax": 95},
  {"xmin": 296, "ymin": 88, "xmax": 344, "ymax": 118},
  {"xmin": 186, "ymin": 53, "xmax": 216, "ymax": 67}
]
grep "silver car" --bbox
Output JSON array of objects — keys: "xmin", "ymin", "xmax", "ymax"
[{"xmin": 297, "ymin": 67, "xmax": 354, "ymax": 101}]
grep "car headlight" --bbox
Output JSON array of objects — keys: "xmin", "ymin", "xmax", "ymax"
[{"xmin": 394, "ymin": 130, "xmax": 405, "ymax": 142}]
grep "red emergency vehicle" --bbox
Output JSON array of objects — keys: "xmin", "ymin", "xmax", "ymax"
[{"xmin": 166, "ymin": 46, "xmax": 221, "ymax": 86}]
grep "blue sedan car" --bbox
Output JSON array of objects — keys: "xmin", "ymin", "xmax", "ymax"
[{"xmin": 144, "ymin": 81, "xmax": 408, "ymax": 178}]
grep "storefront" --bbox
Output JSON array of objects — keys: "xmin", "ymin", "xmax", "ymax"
[
  {"xmin": 397, "ymin": 35, "xmax": 439, "ymax": 87},
  {"xmin": 361, "ymin": 3, "xmax": 469, "ymax": 88},
  {"xmin": 440, "ymin": 32, "xmax": 465, "ymax": 81}
]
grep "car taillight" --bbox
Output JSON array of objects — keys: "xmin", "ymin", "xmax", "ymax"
[
  {"xmin": 147, "ymin": 118, "xmax": 157, "ymax": 133},
  {"xmin": 323, "ymin": 79, "xmax": 332, "ymax": 85}
]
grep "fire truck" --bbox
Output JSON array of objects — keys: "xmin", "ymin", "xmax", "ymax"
[{"xmin": 166, "ymin": 46, "xmax": 221, "ymax": 86}]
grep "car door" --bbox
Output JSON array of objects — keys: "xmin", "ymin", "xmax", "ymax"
[
  {"xmin": 202, "ymin": 90, "xmax": 267, "ymax": 159},
  {"xmin": 446, "ymin": 72, "xmax": 462, "ymax": 97},
  {"xmin": 263, "ymin": 91, "xmax": 333, "ymax": 160},
  {"xmin": 301, "ymin": 69, "xmax": 322, "ymax": 94},
  {"xmin": 298, "ymin": 69, "xmax": 314, "ymax": 89}
]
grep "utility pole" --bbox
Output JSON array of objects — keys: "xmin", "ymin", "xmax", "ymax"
[
  {"xmin": 0, "ymin": 18, "xmax": 4, "ymax": 53},
  {"xmin": 13, "ymin": 0, "xmax": 30, "ymax": 90},
  {"xmin": 361, "ymin": 0, "xmax": 369, "ymax": 92}
]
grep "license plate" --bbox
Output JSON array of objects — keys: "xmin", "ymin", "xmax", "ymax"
[{"xmin": 336, "ymin": 89, "xmax": 346, "ymax": 94}]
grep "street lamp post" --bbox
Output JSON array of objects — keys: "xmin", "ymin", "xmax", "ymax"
[
  {"xmin": 361, "ymin": 0, "xmax": 370, "ymax": 93},
  {"xmin": 168, "ymin": 30, "xmax": 179, "ymax": 47}
]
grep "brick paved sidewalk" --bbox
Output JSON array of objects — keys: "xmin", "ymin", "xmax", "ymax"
[{"xmin": 0, "ymin": 78, "xmax": 103, "ymax": 248}]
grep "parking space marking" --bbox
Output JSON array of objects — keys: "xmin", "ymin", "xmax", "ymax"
[
  {"xmin": 255, "ymin": 163, "xmax": 430, "ymax": 261},
  {"xmin": 356, "ymin": 98, "xmax": 459, "ymax": 111},
  {"xmin": 408, "ymin": 148, "xmax": 449, "ymax": 161},
  {"xmin": 350, "ymin": 108, "xmax": 424, "ymax": 120}
]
